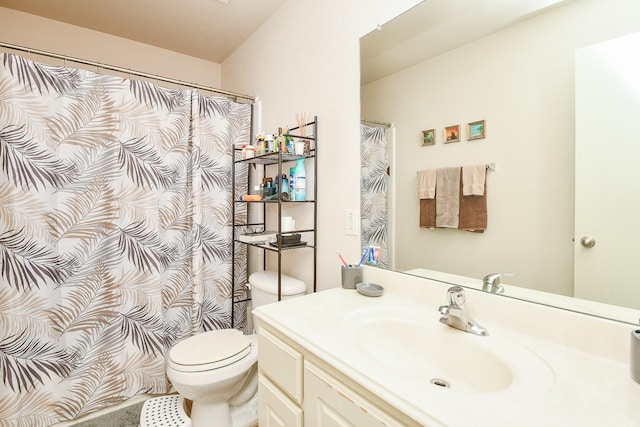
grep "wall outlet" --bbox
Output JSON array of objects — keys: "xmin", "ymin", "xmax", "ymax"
[{"xmin": 345, "ymin": 209, "xmax": 359, "ymax": 236}]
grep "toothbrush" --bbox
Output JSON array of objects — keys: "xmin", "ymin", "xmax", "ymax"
[
  {"xmin": 357, "ymin": 247, "xmax": 369, "ymax": 267},
  {"xmin": 337, "ymin": 252, "xmax": 348, "ymax": 267}
]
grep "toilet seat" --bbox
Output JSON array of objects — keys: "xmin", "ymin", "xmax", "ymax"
[{"xmin": 169, "ymin": 329, "xmax": 253, "ymax": 373}]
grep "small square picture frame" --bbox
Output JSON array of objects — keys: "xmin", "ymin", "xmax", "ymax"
[
  {"xmin": 421, "ymin": 129, "xmax": 435, "ymax": 146},
  {"xmin": 444, "ymin": 125, "xmax": 460, "ymax": 143},
  {"xmin": 467, "ymin": 120, "xmax": 486, "ymax": 140}
]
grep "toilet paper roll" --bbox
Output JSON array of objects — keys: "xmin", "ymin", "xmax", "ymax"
[
  {"xmin": 281, "ymin": 216, "xmax": 295, "ymax": 232},
  {"xmin": 631, "ymin": 329, "xmax": 640, "ymax": 384}
]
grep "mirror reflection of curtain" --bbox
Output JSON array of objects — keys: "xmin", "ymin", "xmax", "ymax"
[
  {"xmin": 0, "ymin": 53, "xmax": 250, "ymax": 426},
  {"xmin": 360, "ymin": 123, "xmax": 391, "ymax": 269}
]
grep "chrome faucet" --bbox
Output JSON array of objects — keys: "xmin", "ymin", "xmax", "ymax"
[
  {"xmin": 482, "ymin": 272, "xmax": 514, "ymax": 294},
  {"xmin": 438, "ymin": 286, "xmax": 488, "ymax": 336}
]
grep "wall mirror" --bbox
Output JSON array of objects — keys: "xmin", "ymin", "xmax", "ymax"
[{"xmin": 360, "ymin": 0, "xmax": 640, "ymax": 324}]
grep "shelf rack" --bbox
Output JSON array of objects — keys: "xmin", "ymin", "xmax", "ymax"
[{"xmin": 231, "ymin": 117, "xmax": 317, "ymax": 328}]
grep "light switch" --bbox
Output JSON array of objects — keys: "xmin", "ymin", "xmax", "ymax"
[{"xmin": 345, "ymin": 209, "xmax": 358, "ymax": 236}]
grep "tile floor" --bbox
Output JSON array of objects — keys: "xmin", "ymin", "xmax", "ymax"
[
  {"xmin": 52, "ymin": 395, "xmax": 151, "ymax": 427},
  {"xmin": 71, "ymin": 402, "xmax": 145, "ymax": 427}
]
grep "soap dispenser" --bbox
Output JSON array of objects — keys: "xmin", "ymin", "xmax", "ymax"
[{"xmin": 631, "ymin": 328, "xmax": 640, "ymax": 384}]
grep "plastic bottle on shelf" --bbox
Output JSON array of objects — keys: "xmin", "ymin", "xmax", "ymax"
[
  {"xmin": 285, "ymin": 132, "xmax": 293, "ymax": 153},
  {"xmin": 266, "ymin": 134, "xmax": 275, "ymax": 152},
  {"xmin": 281, "ymin": 174, "xmax": 289, "ymax": 196},
  {"xmin": 242, "ymin": 145, "xmax": 255, "ymax": 159},
  {"xmin": 256, "ymin": 135, "xmax": 266, "ymax": 155},
  {"xmin": 289, "ymin": 167, "xmax": 296, "ymax": 201},
  {"xmin": 294, "ymin": 158, "xmax": 306, "ymax": 201}
]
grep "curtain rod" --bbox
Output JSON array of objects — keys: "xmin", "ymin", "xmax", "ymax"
[
  {"xmin": 361, "ymin": 118, "xmax": 392, "ymax": 128},
  {"xmin": 0, "ymin": 41, "xmax": 255, "ymax": 103}
]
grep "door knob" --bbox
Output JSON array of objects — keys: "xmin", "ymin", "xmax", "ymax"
[{"xmin": 580, "ymin": 236, "xmax": 596, "ymax": 248}]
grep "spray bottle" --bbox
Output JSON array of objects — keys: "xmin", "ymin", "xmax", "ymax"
[
  {"xmin": 294, "ymin": 158, "xmax": 306, "ymax": 201},
  {"xmin": 289, "ymin": 167, "xmax": 296, "ymax": 201}
]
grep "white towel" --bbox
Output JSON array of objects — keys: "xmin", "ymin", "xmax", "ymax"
[
  {"xmin": 436, "ymin": 167, "xmax": 460, "ymax": 228},
  {"xmin": 418, "ymin": 169, "xmax": 437, "ymax": 199},
  {"xmin": 462, "ymin": 164, "xmax": 486, "ymax": 196}
]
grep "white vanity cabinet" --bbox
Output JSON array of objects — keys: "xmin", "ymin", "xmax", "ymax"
[
  {"xmin": 257, "ymin": 324, "xmax": 420, "ymax": 427},
  {"xmin": 254, "ymin": 277, "xmax": 640, "ymax": 427},
  {"xmin": 303, "ymin": 361, "xmax": 408, "ymax": 427}
]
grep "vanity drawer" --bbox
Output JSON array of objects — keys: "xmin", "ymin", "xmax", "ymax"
[
  {"xmin": 258, "ymin": 373, "xmax": 303, "ymax": 427},
  {"xmin": 258, "ymin": 328, "xmax": 303, "ymax": 404}
]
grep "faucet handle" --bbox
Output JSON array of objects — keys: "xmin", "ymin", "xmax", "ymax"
[
  {"xmin": 482, "ymin": 272, "xmax": 514, "ymax": 286},
  {"xmin": 447, "ymin": 286, "xmax": 466, "ymax": 306},
  {"xmin": 438, "ymin": 305, "xmax": 450, "ymax": 316}
]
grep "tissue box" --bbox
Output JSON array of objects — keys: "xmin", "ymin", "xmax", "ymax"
[{"xmin": 276, "ymin": 233, "xmax": 301, "ymax": 246}]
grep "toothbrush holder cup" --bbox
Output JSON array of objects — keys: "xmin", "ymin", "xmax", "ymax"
[{"xmin": 341, "ymin": 265, "xmax": 363, "ymax": 290}]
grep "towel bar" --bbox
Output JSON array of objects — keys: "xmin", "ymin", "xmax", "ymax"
[{"xmin": 417, "ymin": 163, "xmax": 495, "ymax": 174}]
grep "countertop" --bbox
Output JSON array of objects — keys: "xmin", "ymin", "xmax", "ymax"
[{"xmin": 254, "ymin": 277, "xmax": 640, "ymax": 426}]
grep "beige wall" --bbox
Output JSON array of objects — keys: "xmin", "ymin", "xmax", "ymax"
[
  {"xmin": 223, "ymin": 0, "xmax": 420, "ymax": 291},
  {"xmin": 0, "ymin": 6, "xmax": 221, "ymax": 89},
  {"xmin": 361, "ymin": 0, "xmax": 640, "ymax": 296}
]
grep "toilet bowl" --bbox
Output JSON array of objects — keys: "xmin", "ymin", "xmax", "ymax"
[
  {"xmin": 167, "ymin": 329, "xmax": 258, "ymax": 427},
  {"xmin": 166, "ymin": 271, "xmax": 306, "ymax": 427}
]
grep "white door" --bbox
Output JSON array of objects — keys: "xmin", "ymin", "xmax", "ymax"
[{"xmin": 574, "ymin": 32, "xmax": 640, "ymax": 309}]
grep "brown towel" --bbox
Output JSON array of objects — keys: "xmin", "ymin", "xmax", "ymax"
[
  {"xmin": 419, "ymin": 168, "xmax": 437, "ymax": 228},
  {"xmin": 458, "ymin": 173, "xmax": 487, "ymax": 232},
  {"xmin": 420, "ymin": 198, "xmax": 436, "ymax": 228}
]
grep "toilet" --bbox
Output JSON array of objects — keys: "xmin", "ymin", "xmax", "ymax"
[
  {"xmin": 247, "ymin": 270, "xmax": 308, "ymax": 332},
  {"xmin": 166, "ymin": 271, "xmax": 306, "ymax": 427}
]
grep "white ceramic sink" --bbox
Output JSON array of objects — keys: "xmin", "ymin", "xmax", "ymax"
[{"xmin": 341, "ymin": 306, "xmax": 554, "ymax": 395}]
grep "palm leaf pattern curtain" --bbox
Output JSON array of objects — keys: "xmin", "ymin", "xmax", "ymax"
[
  {"xmin": 0, "ymin": 53, "xmax": 250, "ymax": 426},
  {"xmin": 360, "ymin": 124, "xmax": 390, "ymax": 269}
]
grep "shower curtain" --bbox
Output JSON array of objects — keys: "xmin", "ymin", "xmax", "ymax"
[
  {"xmin": 360, "ymin": 124, "xmax": 390, "ymax": 269},
  {"xmin": 0, "ymin": 53, "xmax": 250, "ymax": 426}
]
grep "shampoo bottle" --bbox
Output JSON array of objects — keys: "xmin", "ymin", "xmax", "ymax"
[{"xmin": 294, "ymin": 158, "xmax": 306, "ymax": 201}]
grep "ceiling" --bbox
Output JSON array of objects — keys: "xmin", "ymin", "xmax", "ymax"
[
  {"xmin": 0, "ymin": 0, "xmax": 572, "ymax": 79},
  {"xmin": 360, "ymin": 0, "xmax": 571, "ymax": 84},
  {"xmin": 0, "ymin": 0, "xmax": 286, "ymax": 63}
]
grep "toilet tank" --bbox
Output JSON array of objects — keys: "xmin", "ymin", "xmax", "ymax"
[{"xmin": 249, "ymin": 270, "xmax": 306, "ymax": 308}]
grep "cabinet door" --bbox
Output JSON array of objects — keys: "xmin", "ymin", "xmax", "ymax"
[
  {"xmin": 258, "ymin": 373, "xmax": 303, "ymax": 427},
  {"xmin": 304, "ymin": 361, "xmax": 405, "ymax": 427},
  {"xmin": 258, "ymin": 328, "xmax": 304, "ymax": 404}
]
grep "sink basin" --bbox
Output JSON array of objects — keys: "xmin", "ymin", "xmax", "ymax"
[{"xmin": 341, "ymin": 307, "xmax": 554, "ymax": 395}]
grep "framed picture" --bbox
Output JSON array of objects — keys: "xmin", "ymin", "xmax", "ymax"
[
  {"xmin": 444, "ymin": 125, "xmax": 460, "ymax": 143},
  {"xmin": 467, "ymin": 120, "xmax": 486, "ymax": 140},
  {"xmin": 421, "ymin": 129, "xmax": 435, "ymax": 146}
]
